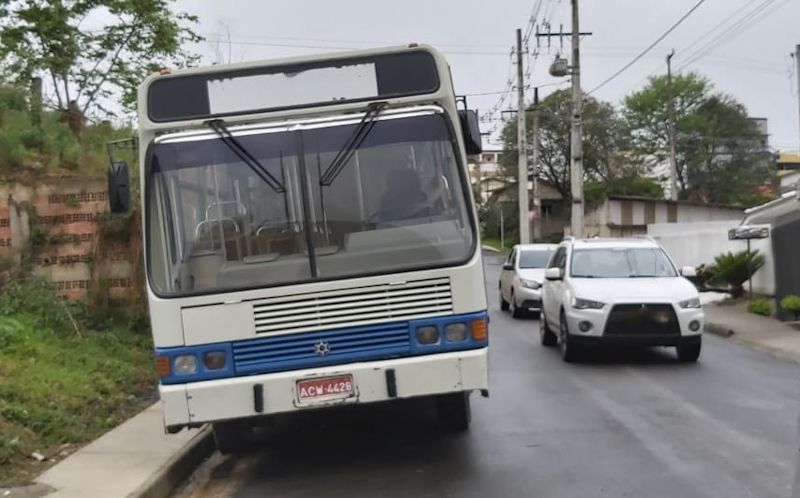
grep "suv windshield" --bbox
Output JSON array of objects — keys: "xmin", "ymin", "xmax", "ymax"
[
  {"xmin": 146, "ymin": 112, "xmax": 475, "ymax": 296},
  {"xmin": 570, "ymin": 247, "xmax": 677, "ymax": 278},
  {"xmin": 519, "ymin": 249, "xmax": 553, "ymax": 269}
]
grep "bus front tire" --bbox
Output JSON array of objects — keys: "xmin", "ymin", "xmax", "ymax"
[
  {"xmin": 212, "ymin": 420, "xmax": 253, "ymax": 455},
  {"xmin": 437, "ymin": 392, "xmax": 471, "ymax": 431}
]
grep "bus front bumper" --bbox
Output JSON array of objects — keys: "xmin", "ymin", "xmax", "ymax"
[{"xmin": 159, "ymin": 348, "xmax": 488, "ymax": 429}]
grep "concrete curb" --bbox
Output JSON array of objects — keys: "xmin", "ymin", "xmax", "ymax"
[
  {"xmin": 130, "ymin": 427, "xmax": 215, "ymax": 498},
  {"xmin": 481, "ymin": 245, "xmax": 501, "ymax": 253},
  {"xmin": 704, "ymin": 322, "xmax": 735, "ymax": 338}
]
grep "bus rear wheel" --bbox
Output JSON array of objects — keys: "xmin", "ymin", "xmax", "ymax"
[{"xmin": 437, "ymin": 392, "xmax": 471, "ymax": 431}]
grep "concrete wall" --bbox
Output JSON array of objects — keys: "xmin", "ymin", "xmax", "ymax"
[
  {"xmin": 0, "ymin": 178, "xmax": 133, "ymax": 299},
  {"xmin": 648, "ymin": 220, "xmax": 775, "ymax": 295}
]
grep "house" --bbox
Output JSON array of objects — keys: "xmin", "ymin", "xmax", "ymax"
[
  {"xmin": 467, "ymin": 148, "xmax": 506, "ymax": 203},
  {"xmin": 776, "ymin": 151, "xmax": 800, "ymax": 193},
  {"xmin": 584, "ymin": 195, "xmax": 744, "ymax": 238},
  {"xmin": 742, "ymin": 189, "xmax": 800, "ymax": 320}
]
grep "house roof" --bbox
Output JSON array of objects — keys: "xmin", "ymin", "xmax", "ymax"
[{"xmin": 606, "ymin": 195, "xmax": 744, "ymax": 210}]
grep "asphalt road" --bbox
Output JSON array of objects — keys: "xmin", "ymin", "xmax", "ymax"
[{"xmin": 176, "ymin": 252, "xmax": 800, "ymax": 498}]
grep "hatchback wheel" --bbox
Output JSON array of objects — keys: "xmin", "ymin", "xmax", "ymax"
[{"xmin": 511, "ymin": 292, "xmax": 524, "ymax": 318}]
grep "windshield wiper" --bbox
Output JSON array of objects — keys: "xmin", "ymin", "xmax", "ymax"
[
  {"xmin": 320, "ymin": 102, "xmax": 388, "ymax": 186},
  {"xmin": 205, "ymin": 119, "xmax": 285, "ymax": 192}
]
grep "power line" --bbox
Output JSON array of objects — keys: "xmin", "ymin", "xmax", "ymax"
[
  {"xmin": 676, "ymin": 0, "xmax": 787, "ymax": 72},
  {"xmin": 202, "ymin": 37, "xmax": 512, "ymax": 56},
  {"xmin": 587, "ymin": 0, "xmax": 708, "ymax": 94}
]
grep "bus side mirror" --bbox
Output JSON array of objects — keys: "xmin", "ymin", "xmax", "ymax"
[
  {"xmin": 108, "ymin": 161, "xmax": 130, "ymax": 213},
  {"xmin": 458, "ymin": 109, "xmax": 482, "ymax": 155}
]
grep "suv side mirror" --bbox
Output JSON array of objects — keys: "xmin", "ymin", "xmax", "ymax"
[
  {"xmin": 680, "ymin": 266, "xmax": 697, "ymax": 278},
  {"xmin": 458, "ymin": 109, "xmax": 482, "ymax": 155},
  {"xmin": 503, "ymin": 263, "xmax": 514, "ymax": 271},
  {"xmin": 545, "ymin": 268, "xmax": 563, "ymax": 281},
  {"xmin": 108, "ymin": 161, "xmax": 130, "ymax": 213}
]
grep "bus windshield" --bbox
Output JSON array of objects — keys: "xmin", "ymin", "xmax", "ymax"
[{"xmin": 146, "ymin": 111, "xmax": 475, "ymax": 296}]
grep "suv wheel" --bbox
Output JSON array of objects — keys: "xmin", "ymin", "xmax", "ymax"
[
  {"xmin": 559, "ymin": 310, "xmax": 579, "ymax": 362},
  {"xmin": 510, "ymin": 292, "xmax": 524, "ymax": 318},
  {"xmin": 500, "ymin": 289, "xmax": 510, "ymax": 311},
  {"xmin": 539, "ymin": 310, "xmax": 557, "ymax": 346},
  {"xmin": 676, "ymin": 340, "xmax": 701, "ymax": 362}
]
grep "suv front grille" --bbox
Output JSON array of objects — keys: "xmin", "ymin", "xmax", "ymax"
[{"xmin": 604, "ymin": 304, "xmax": 680, "ymax": 336}]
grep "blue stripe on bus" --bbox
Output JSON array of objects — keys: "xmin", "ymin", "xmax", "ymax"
[{"xmin": 156, "ymin": 311, "xmax": 487, "ymax": 385}]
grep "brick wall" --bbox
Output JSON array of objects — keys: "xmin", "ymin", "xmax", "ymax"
[{"xmin": 0, "ymin": 177, "xmax": 134, "ymax": 299}]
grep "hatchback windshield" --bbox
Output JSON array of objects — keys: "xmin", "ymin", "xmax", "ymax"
[
  {"xmin": 146, "ymin": 112, "xmax": 475, "ymax": 296},
  {"xmin": 519, "ymin": 249, "xmax": 554, "ymax": 269},
  {"xmin": 570, "ymin": 247, "xmax": 677, "ymax": 278}
]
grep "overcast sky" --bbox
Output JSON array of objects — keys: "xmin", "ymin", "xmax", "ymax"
[{"xmin": 174, "ymin": 0, "xmax": 800, "ymax": 152}]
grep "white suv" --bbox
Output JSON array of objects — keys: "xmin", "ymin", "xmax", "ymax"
[{"xmin": 539, "ymin": 237, "xmax": 704, "ymax": 362}]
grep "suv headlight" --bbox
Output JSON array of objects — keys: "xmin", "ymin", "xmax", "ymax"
[
  {"xmin": 679, "ymin": 297, "xmax": 702, "ymax": 309},
  {"xmin": 521, "ymin": 279, "xmax": 541, "ymax": 290},
  {"xmin": 573, "ymin": 297, "xmax": 605, "ymax": 310}
]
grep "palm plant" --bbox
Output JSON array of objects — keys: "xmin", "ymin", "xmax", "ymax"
[{"xmin": 708, "ymin": 250, "xmax": 766, "ymax": 298}]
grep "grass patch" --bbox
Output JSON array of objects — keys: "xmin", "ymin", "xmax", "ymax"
[{"xmin": 0, "ymin": 283, "xmax": 155, "ymax": 486}]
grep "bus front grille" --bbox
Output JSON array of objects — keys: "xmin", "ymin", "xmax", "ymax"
[
  {"xmin": 251, "ymin": 277, "xmax": 453, "ymax": 335},
  {"xmin": 232, "ymin": 322, "xmax": 411, "ymax": 375}
]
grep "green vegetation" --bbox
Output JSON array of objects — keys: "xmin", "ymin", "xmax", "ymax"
[
  {"xmin": 0, "ymin": 0, "xmax": 201, "ymax": 117},
  {"xmin": 780, "ymin": 295, "xmax": 800, "ymax": 321},
  {"xmin": 495, "ymin": 73, "xmax": 776, "ymax": 209},
  {"xmin": 0, "ymin": 279, "xmax": 155, "ymax": 486},
  {"xmin": 747, "ymin": 298, "xmax": 773, "ymax": 317},
  {"xmin": 707, "ymin": 250, "xmax": 766, "ymax": 298},
  {"xmin": 0, "ymin": 85, "xmax": 135, "ymax": 176}
]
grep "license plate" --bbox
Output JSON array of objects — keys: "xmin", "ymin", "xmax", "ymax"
[{"xmin": 296, "ymin": 374, "xmax": 355, "ymax": 402}]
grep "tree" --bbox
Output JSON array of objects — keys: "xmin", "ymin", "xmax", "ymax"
[
  {"xmin": 623, "ymin": 72, "xmax": 771, "ymax": 205},
  {"xmin": 499, "ymin": 89, "xmax": 628, "ymax": 202},
  {"xmin": 0, "ymin": 0, "xmax": 202, "ymax": 124}
]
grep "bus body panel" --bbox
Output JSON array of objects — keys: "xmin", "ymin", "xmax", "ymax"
[{"xmin": 160, "ymin": 348, "xmax": 487, "ymax": 427}]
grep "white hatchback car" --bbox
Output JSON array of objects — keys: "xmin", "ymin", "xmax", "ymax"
[
  {"xmin": 499, "ymin": 244, "xmax": 558, "ymax": 318},
  {"xmin": 539, "ymin": 237, "xmax": 704, "ymax": 362}
]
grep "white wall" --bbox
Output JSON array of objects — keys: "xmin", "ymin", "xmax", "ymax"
[{"xmin": 648, "ymin": 220, "xmax": 775, "ymax": 295}]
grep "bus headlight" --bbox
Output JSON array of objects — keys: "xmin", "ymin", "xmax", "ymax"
[
  {"xmin": 203, "ymin": 351, "xmax": 227, "ymax": 370},
  {"xmin": 416, "ymin": 325, "xmax": 439, "ymax": 345},
  {"xmin": 174, "ymin": 355, "xmax": 198, "ymax": 375},
  {"xmin": 444, "ymin": 323, "xmax": 468, "ymax": 342}
]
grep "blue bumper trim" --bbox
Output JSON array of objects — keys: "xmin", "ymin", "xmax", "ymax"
[{"xmin": 157, "ymin": 310, "xmax": 488, "ymax": 385}]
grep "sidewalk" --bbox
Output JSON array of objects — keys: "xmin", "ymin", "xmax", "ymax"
[
  {"xmin": 703, "ymin": 298, "xmax": 800, "ymax": 363},
  {"xmin": 3, "ymin": 403, "xmax": 213, "ymax": 498}
]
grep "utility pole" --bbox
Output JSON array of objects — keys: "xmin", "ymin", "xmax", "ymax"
[
  {"xmin": 531, "ymin": 87, "xmax": 542, "ymax": 241},
  {"xmin": 569, "ymin": 0, "xmax": 584, "ymax": 238},
  {"xmin": 795, "ymin": 44, "xmax": 800, "ymax": 153},
  {"xmin": 516, "ymin": 28, "xmax": 530, "ymax": 244},
  {"xmin": 666, "ymin": 49, "xmax": 679, "ymax": 201}
]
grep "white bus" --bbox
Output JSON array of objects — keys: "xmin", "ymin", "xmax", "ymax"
[{"xmin": 108, "ymin": 45, "xmax": 489, "ymax": 453}]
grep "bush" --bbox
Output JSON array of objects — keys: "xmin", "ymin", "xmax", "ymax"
[
  {"xmin": 780, "ymin": 295, "xmax": 800, "ymax": 321},
  {"xmin": 747, "ymin": 298, "xmax": 772, "ymax": 317},
  {"xmin": 709, "ymin": 250, "xmax": 766, "ymax": 298},
  {"xmin": 0, "ymin": 278, "xmax": 84, "ymax": 333}
]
